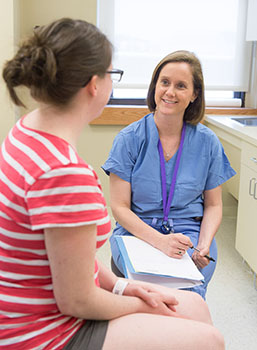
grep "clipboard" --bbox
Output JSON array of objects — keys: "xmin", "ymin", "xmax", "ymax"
[{"xmin": 116, "ymin": 235, "xmax": 204, "ymax": 289}]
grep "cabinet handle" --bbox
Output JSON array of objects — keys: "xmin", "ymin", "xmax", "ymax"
[
  {"xmin": 254, "ymin": 182, "xmax": 257, "ymax": 200},
  {"xmin": 250, "ymin": 157, "xmax": 257, "ymax": 164},
  {"xmin": 249, "ymin": 178, "xmax": 256, "ymax": 196}
]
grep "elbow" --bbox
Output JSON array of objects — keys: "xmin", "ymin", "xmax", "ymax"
[
  {"xmin": 110, "ymin": 206, "xmax": 120, "ymax": 222},
  {"xmin": 56, "ymin": 297, "xmax": 77, "ymax": 317},
  {"xmin": 54, "ymin": 292, "xmax": 87, "ymax": 318},
  {"xmin": 54, "ymin": 287, "xmax": 98, "ymax": 319},
  {"xmin": 110, "ymin": 202, "xmax": 130, "ymax": 222}
]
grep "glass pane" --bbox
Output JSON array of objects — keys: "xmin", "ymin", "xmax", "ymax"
[{"xmin": 98, "ymin": 0, "xmax": 252, "ymax": 92}]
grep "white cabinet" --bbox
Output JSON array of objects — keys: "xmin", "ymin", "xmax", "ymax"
[
  {"xmin": 219, "ymin": 138, "xmax": 241, "ymax": 200},
  {"xmin": 235, "ymin": 141, "xmax": 257, "ymax": 274},
  {"xmin": 204, "ymin": 121, "xmax": 241, "ymax": 199},
  {"xmin": 205, "ymin": 117, "xmax": 257, "ymax": 274}
]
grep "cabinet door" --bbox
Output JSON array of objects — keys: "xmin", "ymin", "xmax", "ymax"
[
  {"xmin": 220, "ymin": 138, "xmax": 241, "ymax": 200},
  {"xmin": 235, "ymin": 164, "xmax": 257, "ymax": 273}
]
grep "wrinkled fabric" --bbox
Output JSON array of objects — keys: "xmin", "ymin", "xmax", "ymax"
[{"xmin": 103, "ymin": 113, "xmax": 235, "ymax": 298}]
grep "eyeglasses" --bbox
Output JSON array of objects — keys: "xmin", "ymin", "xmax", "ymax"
[
  {"xmin": 106, "ymin": 69, "xmax": 124, "ymax": 83},
  {"xmin": 82, "ymin": 69, "xmax": 124, "ymax": 87}
]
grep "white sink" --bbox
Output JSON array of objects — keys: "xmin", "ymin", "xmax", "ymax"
[{"xmin": 232, "ymin": 117, "xmax": 257, "ymax": 126}]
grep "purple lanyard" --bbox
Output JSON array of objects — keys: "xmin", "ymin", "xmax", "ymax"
[{"xmin": 158, "ymin": 122, "xmax": 186, "ymax": 224}]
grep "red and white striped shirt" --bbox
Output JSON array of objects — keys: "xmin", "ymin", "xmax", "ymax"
[{"xmin": 0, "ymin": 117, "xmax": 111, "ymax": 349}]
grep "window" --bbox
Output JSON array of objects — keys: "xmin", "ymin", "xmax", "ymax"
[{"xmin": 98, "ymin": 0, "xmax": 252, "ymax": 107}]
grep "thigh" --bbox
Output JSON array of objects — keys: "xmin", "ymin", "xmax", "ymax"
[
  {"xmin": 103, "ymin": 313, "xmax": 224, "ymax": 350},
  {"xmin": 149, "ymin": 286, "xmax": 212, "ymax": 324}
]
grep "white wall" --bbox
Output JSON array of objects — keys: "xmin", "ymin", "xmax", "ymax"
[
  {"xmin": 0, "ymin": 0, "xmax": 16, "ymax": 143},
  {"xmin": 0, "ymin": 0, "xmax": 123, "ymax": 206},
  {"xmin": 245, "ymin": 42, "xmax": 257, "ymax": 108}
]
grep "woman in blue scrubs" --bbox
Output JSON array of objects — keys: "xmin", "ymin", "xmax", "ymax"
[{"xmin": 102, "ymin": 50, "xmax": 236, "ymax": 299}]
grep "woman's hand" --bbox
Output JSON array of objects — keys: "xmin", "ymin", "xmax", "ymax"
[
  {"xmin": 157, "ymin": 233, "xmax": 192, "ymax": 258},
  {"xmin": 123, "ymin": 282, "xmax": 179, "ymax": 315},
  {"xmin": 191, "ymin": 246, "xmax": 210, "ymax": 269}
]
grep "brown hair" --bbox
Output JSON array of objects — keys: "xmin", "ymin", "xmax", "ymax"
[
  {"xmin": 2, "ymin": 18, "xmax": 112, "ymax": 108},
  {"xmin": 146, "ymin": 50, "xmax": 205, "ymax": 125}
]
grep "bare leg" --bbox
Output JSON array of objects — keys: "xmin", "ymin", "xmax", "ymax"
[
  {"xmin": 103, "ymin": 289, "xmax": 224, "ymax": 350},
  {"xmin": 103, "ymin": 313, "xmax": 224, "ymax": 350},
  {"xmin": 162, "ymin": 288, "xmax": 213, "ymax": 324}
]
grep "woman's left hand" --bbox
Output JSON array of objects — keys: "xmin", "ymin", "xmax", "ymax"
[{"xmin": 191, "ymin": 247, "xmax": 210, "ymax": 269}]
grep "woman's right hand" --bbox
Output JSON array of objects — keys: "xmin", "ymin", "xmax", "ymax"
[
  {"xmin": 125, "ymin": 286, "xmax": 179, "ymax": 317},
  {"xmin": 141, "ymin": 291, "xmax": 180, "ymax": 316},
  {"xmin": 123, "ymin": 282, "xmax": 178, "ymax": 313},
  {"xmin": 157, "ymin": 233, "xmax": 192, "ymax": 258}
]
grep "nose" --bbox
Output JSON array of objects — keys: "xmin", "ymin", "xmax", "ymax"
[{"xmin": 166, "ymin": 84, "xmax": 175, "ymax": 96}]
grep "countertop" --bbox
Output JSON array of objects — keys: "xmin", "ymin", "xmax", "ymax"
[{"xmin": 205, "ymin": 115, "xmax": 257, "ymax": 147}]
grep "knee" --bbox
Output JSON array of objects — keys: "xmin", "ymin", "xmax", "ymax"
[
  {"xmin": 194, "ymin": 292, "xmax": 209, "ymax": 310},
  {"xmin": 190, "ymin": 292, "xmax": 213, "ymax": 324},
  {"xmin": 206, "ymin": 326, "xmax": 225, "ymax": 350},
  {"xmin": 192, "ymin": 293, "xmax": 225, "ymax": 348}
]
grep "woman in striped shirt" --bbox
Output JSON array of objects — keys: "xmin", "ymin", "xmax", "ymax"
[{"xmin": 0, "ymin": 18, "xmax": 224, "ymax": 350}]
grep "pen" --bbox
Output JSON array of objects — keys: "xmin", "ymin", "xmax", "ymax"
[{"xmin": 191, "ymin": 246, "xmax": 216, "ymax": 262}]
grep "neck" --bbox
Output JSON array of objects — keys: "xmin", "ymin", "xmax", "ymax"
[
  {"xmin": 154, "ymin": 113, "xmax": 184, "ymax": 138},
  {"xmin": 23, "ymin": 105, "xmax": 86, "ymax": 149},
  {"xmin": 154, "ymin": 113, "xmax": 185, "ymax": 161},
  {"xmin": 22, "ymin": 88, "xmax": 96, "ymax": 148}
]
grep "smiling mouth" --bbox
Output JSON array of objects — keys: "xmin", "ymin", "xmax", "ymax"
[{"xmin": 162, "ymin": 99, "xmax": 177, "ymax": 104}]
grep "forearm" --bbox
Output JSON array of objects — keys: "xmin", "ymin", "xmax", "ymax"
[
  {"xmin": 110, "ymin": 173, "xmax": 163, "ymax": 249},
  {"xmin": 112, "ymin": 205, "xmax": 163, "ymax": 248},
  {"xmin": 64, "ymin": 284, "xmax": 146, "ymax": 320},
  {"xmin": 97, "ymin": 259, "xmax": 118, "ymax": 291},
  {"xmin": 45, "ymin": 223, "xmax": 176, "ymax": 321},
  {"xmin": 112, "ymin": 206, "xmax": 192, "ymax": 257},
  {"xmin": 198, "ymin": 203, "xmax": 222, "ymax": 249},
  {"xmin": 61, "ymin": 275, "xmax": 179, "ymax": 320}
]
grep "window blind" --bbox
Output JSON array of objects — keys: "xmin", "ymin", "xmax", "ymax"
[{"xmin": 98, "ymin": 0, "xmax": 252, "ymax": 106}]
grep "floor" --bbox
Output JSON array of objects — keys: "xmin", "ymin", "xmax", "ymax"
[
  {"xmin": 97, "ymin": 215, "xmax": 257, "ymax": 350},
  {"xmin": 206, "ymin": 216, "xmax": 257, "ymax": 350}
]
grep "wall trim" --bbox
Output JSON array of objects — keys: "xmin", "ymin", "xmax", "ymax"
[{"xmin": 90, "ymin": 106, "xmax": 257, "ymax": 125}]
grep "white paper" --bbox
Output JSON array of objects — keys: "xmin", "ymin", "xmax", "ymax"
[
  {"xmin": 126, "ymin": 269, "xmax": 202, "ymax": 289},
  {"xmin": 120, "ymin": 236, "xmax": 204, "ymax": 288}
]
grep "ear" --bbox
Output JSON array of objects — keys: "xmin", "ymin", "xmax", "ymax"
[
  {"xmin": 191, "ymin": 91, "xmax": 198, "ymax": 103},
  {"xmin": 85, "ymin": 75, "xmax": 98, "ymax": 97}
]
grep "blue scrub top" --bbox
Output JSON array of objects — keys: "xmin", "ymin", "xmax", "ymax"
[{"xmin": 102, "ymin": 113, "xmax": 236, "ymax": 219}]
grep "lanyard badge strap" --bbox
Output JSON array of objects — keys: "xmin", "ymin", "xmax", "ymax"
[{"xmin": 158, "ymin": 122, "xmax": 186, "ymax": 233}]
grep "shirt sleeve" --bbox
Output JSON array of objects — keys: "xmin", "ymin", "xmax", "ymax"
[
  {"xmin": 26, "ymin": 164, "xmax": 108, "ymax": 230},
  {"xmin": 204, "ymin": 132, "xmax": 236, "ymax": 190},
  {"xmin": 102, "ymin": 130, "xmax": 137, "ymax": 183}
]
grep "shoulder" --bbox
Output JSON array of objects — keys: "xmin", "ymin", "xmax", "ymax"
[
  {"xmin": 110, "ymin": 113, "xmax": 154, "ymax": 154},
  {"xmin": 14, "ymin": 117, "xmax": 82, "ymax": 169},
  {"xmin": 117, "ymin": 113, "xmax": 154, "ymax": 138},
  {"xmin": 187, "ymin": 122, "xmax": 220, "ymax": 144},
  {"xmin": 185, "ymin": 123, "xmax": 223, "ymax": 160},
  {"xmin": 30, "ymin": 163, "xmax": 100, "ymax": 194}
]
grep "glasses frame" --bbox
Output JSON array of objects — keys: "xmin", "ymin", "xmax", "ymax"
[
  {"xmin": 82, "ymin": 69, "xmax": 124, "ymax": 87},
  {"xmin": 106, "ymin": 69, "xmax": 124, "ymax": 83}
]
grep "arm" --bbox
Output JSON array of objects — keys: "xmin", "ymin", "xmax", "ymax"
[
  {"xmin": 110, "ymin": 173, "xmax": 192, "ymax": 257},
  {"xmin": 97, "ymin": 258, "xmax": 178, "ymax": 309},
  {"xmin": 44, "ymin": 224, "xmax": 178, "ymax": 320},
  {"xmin": 192, "ymin": 185, "xmax": 222, "ymax": 269},
  {"xmin": 96, "ymin": 258, "xmax": 117, "ymax": 291}
]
